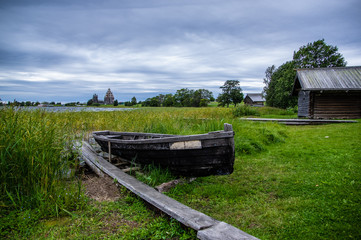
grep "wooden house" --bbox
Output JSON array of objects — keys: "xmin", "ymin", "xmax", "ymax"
[
  {"xmin": 291, "ymin": 66, "xmax": 361, "ymax": 119},
  {"xmin": 244, "ymin": 93, "xmax": 265, "ymax": 106}
]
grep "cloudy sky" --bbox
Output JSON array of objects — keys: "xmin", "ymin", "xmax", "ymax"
[{"xmin": 1, "ymin": 0, "xmax": 361, "ymax": 103}]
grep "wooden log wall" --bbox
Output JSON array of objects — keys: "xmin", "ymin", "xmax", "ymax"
[
  {"xmin": 297, "ymin": 91, "xmax": 310, "ymax": 118},
  {"xmin": 312, "ymin": 92, "xmax": 361, "ymax": 119}
]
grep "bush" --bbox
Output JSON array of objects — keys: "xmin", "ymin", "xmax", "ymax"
[
  {"xmin": 199, "ymin": 99, "xmax": 208, "ymax": 107},
  {"xmin": 65, "ymin": 102, "xmax": 76, "ymax": 106},
  {"xmin": 233, "ymin": 105, "xmax": 260, "ymax": 117}
]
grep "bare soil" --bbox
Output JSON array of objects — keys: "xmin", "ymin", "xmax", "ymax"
[{"xmin": 81, "ymin": 169, "xmax": 121, "ymax": 202}]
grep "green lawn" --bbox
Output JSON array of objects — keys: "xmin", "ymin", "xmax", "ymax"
[{"xmin": 166, "ymin": 121, "xmax": 361, "ymax": 239}]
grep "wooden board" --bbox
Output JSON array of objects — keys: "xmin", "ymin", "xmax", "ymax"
[
  {"xmin": 80, "ymin": 141, "xmax": 259, "ymax": 240},
  {"xmin": 242, "ymin": 118, "xmax": 357, "ymax": 125}
]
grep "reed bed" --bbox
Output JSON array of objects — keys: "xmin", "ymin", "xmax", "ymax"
[{"xmin": 0, "ymin": 108, "xmax": 86, "ymax": 216}]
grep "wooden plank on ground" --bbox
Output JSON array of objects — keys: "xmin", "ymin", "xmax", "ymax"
[
  {"xmin": 81, "ymin": 141, "xmax": 259, "ymax": 240},
  {"xmin": 242, "ymin": 118, "xmax": 357, "ymax": 125},
  {"xmin": 197, "ymin": 221, "xmax": 259, "ymax": 240}
]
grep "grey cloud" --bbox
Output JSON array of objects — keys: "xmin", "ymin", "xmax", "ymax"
[{"xmin": 1, "ymin": 0, "xmax": 361, "ymax": 102}]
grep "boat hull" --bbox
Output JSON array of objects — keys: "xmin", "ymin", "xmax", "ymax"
[{"xmin": 93, "ymin": 124, "xmax": 235, "ymax": 177}]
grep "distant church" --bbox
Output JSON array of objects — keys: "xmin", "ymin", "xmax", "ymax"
[
  {"xmin": 104, "ymin": 88, "xmax": 114, "ymax": 105},
  {"xmin": 92, "ymin": 88, "xmax": 115, "ymax": 105}
]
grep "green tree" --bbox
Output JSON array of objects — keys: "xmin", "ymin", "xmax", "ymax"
[
  {"xmin": 131, "ymin": 97, "xmax": 137, "ymax": 106},
  {"xmin": 142, "ymin": 97, "xmax": 161, "ymax": 107},
  {"xmin": 163, "ymin": 94, "xmax": 175, "ymax": 107},
  {"xmin": 192, "ymin": 89, "xmax": 213, "ymax": 107},
  {"xmin": 217, "ymin": 80, "xmax": 244, "ymax": 107},
  {"xmin": 265, "ymin": 61, "xmax": 297, "ymax": 109},
  {"xmin": 87, "ymin": 99, "xmax": 93, "ymax": 106},
  {"xmin": 199, "ymin": 99, "xmax": 208, "ymax": 107},
  {"xmin": 293, "ymin": 39, "xmax": 346, "ymax": 68},
  {"xmin": 264, "ymin": 39, "xmax": 347, "ymax": 109},
  {"xmin": 113, "ymin": 99, "xmax": 119, "ymax": 106},
  {"xmin": 157, "ymin": 94, "xmax": 165, "ymax": 106},
  {"xmin": 174, "ymin": 88, "xmax": 193, "ymax": 107},
  {"xmin": 263, "ymin": 65, "xmax": 276, "ymax": 96}
]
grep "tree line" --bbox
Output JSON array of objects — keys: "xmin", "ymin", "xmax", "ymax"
[
  {"xmin": 263, "ymin": 39, "xmax": 347, "ymax": 109},
  {"xmin": 141, "ymin": 88, "xmax": 214, "ymax": 107},
  {"xmin": 85, "ymin": 80, "xmax": 245, "ymax": 108},
  {"xmin": 140, "ymin": 80, "xmax": 244, "ymax": 107},
  {"xmin": 2, "ymin": 100, "xmax": 63, "ymax": 106}
]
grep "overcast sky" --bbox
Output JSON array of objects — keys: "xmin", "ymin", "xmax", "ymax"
[{"xmin": 1, "ymin": 0, "xmax": 361, "ymax": 103}]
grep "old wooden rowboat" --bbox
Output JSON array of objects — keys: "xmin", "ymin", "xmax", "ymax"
[{"xmin": 92, "ymin": 123, "xmax": 235, "ymax": 177}]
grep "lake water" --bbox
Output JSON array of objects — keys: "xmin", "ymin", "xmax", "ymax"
[{"xmin": 16, "ymin": 106, "xmax": 135, "ymax": 112}]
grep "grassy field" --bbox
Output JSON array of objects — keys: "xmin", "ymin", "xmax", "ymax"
[
  {"xmin": 1, "ymin": 106, "xmax": 360, "ymax": 239},
  {"xmin": 166, "ymin": 122, "xmax": 361, "ymax": 239}
]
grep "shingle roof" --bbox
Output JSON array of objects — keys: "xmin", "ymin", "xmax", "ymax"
[
  {"xmin": 245, "ymin": 93, "xmax": 265, "ymax": 102},
  {"xmin": 294, "ymin": 66, "xmax": 361, "ymax": 92}
]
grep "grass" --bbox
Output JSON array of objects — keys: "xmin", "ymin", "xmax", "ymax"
[
  {"xmin": 166, "ymin": 121, "xmax": 361, "ymax": 239},
  {"xmin": 233, "ymin": 105, "xmax": 298, "ymax": 118},
  {"xmin": 6, "ymin": 187, "xmax": 196, "ymax": 239},
  {"xmin": 136, "ymin": 164, "xmax": 176, "ymax": 187},
  {"xmin": 1, "ymin": 106, "xmax": 360, "ymax": 239}
]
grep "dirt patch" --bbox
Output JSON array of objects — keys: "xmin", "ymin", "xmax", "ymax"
[
  {"xmin": 99, "ymin": 212, "xmax": 140, "ymax": 232},
  {"xmin": 82, "ymin": 170, "xmax": 121, "ymax": 202}
]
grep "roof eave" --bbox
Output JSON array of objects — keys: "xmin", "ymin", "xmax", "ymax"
[{"xmin": 291, "ymin": 72, "xmax": 303, "ymax": 96}]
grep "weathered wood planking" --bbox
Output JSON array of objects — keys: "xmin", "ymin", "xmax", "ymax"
[
  {"xmin": 80, "ymin": 141, "xmax": 259, "ymax": 240},
  {"xmin": 313, "ymin": 93, "xmax": 361, "ymax": 119}
]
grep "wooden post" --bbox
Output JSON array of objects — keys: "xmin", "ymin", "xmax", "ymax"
[
  {"xmin": 224, "ymin": 123, "xmax": 233, "ymax": 132},
  {"xmin": 108, "ymin": 141, "xmax": 111, "ymax": 162}
]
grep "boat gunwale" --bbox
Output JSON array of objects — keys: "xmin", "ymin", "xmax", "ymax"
[{"xmin": 92, "ymin": 130, "xmax": 234, "ymax": 145}]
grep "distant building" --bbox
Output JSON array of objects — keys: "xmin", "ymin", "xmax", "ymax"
[
  {"xmin": 244, "ymin": 93, "xmax": 265, "ymax": 106},
  {"xmin": 92, "ymin": 94, "xmax": 99, "ymax": 103},
  {"xmin": 291, "ymin": 66, "xmax": 361, "ymax": 119},
  {"xmin": 104, "ymin": 88, "xmax": 114, "ymax": 105}
]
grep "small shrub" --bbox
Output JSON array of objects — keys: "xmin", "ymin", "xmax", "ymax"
[
  {"xmin": 233, "ymin": 105, "xmax": 260, "ymax": 117},
  {"xmin": 258, "ymin": 106, "xmax": 297, "ymax": 116},
  {"xmin": 199, "ymin": 99, "xmax": 208, "ymax": 107}
]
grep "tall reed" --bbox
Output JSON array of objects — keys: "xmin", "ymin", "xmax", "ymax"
[{"xmin": 0, "ymin": 108, "xmax": 84, "ymax": 216}]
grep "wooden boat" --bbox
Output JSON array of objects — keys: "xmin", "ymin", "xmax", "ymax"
[{"xmin": 92, "ymin": 123, "xmax": 235, "ymax": 177}]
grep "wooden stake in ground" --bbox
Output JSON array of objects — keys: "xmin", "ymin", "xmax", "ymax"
[{"xmin": 108, "ymin": 141, "xmax": 111, "ymax": 162}]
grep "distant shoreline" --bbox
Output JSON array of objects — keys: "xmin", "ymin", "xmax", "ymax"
[{"xmin": 5, "ymin": 106, "xmax": 135, "ymax": 112}]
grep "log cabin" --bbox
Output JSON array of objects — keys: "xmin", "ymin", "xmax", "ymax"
[
  {"xmin": 244, "ymin": 93, "xmax": 265, "ymax": 107},
  {"xmin": 291, "ymin": 66, "xmax": 361, "ymax": 119}
]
